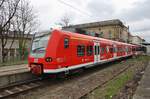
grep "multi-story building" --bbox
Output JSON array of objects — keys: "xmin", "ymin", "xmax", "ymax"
[
  {"xmin": 131, "ymin": 36, "xmax": 145, "ymax": 45},
  {"xmin": 63, "ymin": 19, "xmax": 131, "ymax": 43}
]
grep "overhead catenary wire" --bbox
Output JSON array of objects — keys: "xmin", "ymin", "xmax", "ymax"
[{"xmin": 57, "ymin": 0, "xmax": 94, "ymax": 18}]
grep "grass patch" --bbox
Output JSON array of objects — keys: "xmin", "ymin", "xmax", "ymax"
[
  {"xmin": 85, "ymin": 55, "xmax": 149, "ymax": 99},
  {"xmin": 133, "ymin": 55, "xmax": 150, "ymax": 62},
  {"xmin": 86, "ymin": 68, "xmax": 134, "ymax": 99},
  {"xmin": 104, "ymin": 70, "xmax": 133, "ymax": 99}
]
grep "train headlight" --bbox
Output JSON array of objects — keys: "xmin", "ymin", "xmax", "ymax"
[{"xmin": 45, "ymin": 57, "xmax": 52, "ymax": 62}]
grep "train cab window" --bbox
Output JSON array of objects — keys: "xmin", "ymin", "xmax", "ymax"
[
  {"xmin": 64, "ymin": 38, "xmax": 69, "ymax": 48},
  {"xmin": 87, "ymin": 45, "xmax": 93, "ymax": 56},
  {"xmin": 77, "ymin": 45, "xmax": 85, "ymax": 56}
]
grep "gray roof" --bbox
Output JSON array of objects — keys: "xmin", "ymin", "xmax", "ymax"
[
  {"xmin": 63, "ymin": 19, "xmax": 126, "ymax": 29},
  {"xmin": 0, "ymin": 31, "xmax": 33, "ymax": 39},
  {"xmin": 142, "ymin": 42, "xmax": 150, "ymax": 45}
]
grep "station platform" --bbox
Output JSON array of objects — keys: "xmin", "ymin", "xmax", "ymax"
[
  {"xmin": 0, "ymin": 64, "xmax": 36, "ymax": 88},
  {"xmin": 0, "ymin": 64, "xmax": 28, "ymax": 76},
  {"xmin": 133, "ymin": 61, "xmax": 150, "ymax": 99}
]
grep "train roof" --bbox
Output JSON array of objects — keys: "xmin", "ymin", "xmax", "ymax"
[
  {"xmin": 53, "ymin": 29, "xmax": 136, "ymax": 46},
  {"xmin": 34, "ymin": 30, "xmax": 51, "ymax": 37}
]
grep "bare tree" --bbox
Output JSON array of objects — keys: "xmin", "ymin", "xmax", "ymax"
[
  {"xmin": 0, "ymin": 0, "xmax": 5, "ymax": 8},
  {"xmin": 0, "ymin": 0, "xmax": 38, "ymax": 62},
  {"xmin": 14, "ymin": 0, "xmax": 38, "ymax": 60},
  {"xmin": 0, "ymin": 0, "xmax": 20, "ymax": 62},
  {"xmin": 58, "ymin": 14, "xmax": 71, "ymax": 27}
]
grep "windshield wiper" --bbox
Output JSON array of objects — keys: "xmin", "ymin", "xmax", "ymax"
[{"xmin": 32, "ymin": 47, "xmax": 45, "ymax": 52}]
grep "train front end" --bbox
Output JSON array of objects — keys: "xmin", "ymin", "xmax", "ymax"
[{"xmin": 28, "ymin": 31, "xmax": 51, "ymax": 75}]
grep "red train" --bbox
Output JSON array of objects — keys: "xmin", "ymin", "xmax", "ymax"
[{"xmin": 28, "ymin": 29, "xmax": 140, "ymax": 75}]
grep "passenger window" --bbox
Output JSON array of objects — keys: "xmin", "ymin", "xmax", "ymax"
[
  {"xmin": 109, "ymin": 47, "xmax": 113, "ymax": 53},
  {"xmin": 101, "ymin": 47, "xmax": 105, "ymax": 54},
  {"xmin": 64, "ymin": 38, "xmax": 69, "ymax": 48},
  {"xmin": 77, "ymin": 45, "xmax": 85, "ymax": 56},
  {"xmin": 120, "ymin": 48, "xmax": 122, "ymax": 52},
  {"xmin": 106, "ymin": 46, "xmax": 109, "ymax": 53},
  {"xmin": 118, "ymin": 47, "xmax": 121, "ymax": 52},
  {"xmin": 125, "ymin": 47, "xmax": 128, "ymax": 52},
  {"xmin": 87, "ymin": 45, "xmax": 93, "ymax": 56},
  {"xmin": 113, "ymin": 48, "xmax": 117, "ymax": 52}
]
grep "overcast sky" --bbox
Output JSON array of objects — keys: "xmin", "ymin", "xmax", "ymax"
[{"xmin": 29, "ymin": 0, "xmax": 150, "ymax": 42}]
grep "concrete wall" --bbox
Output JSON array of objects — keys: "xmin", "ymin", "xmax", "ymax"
[
  {"xmin": 146, "ymin": 45, "xmax": 150, "ymax": 54},
  {"xmin": 0, "ymin": 71, "xmax": 37, "ymax": 88}
]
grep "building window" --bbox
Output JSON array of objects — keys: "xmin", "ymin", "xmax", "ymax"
[
  {"xmin": 87, "ymin": 45, "xmax": 93, "ymax": 56},
  {"xmin": 64, "ymin": 38, "xmax": 69, "ymax": 48},
  {"xmin": 100, "ymin": 32, "xmax": 103, "ymax": 38},
  {"xmin": 109, "ymin": 30, "xmax": 112, "ymax": 39},
  {"xmin": 95, "ymin": 33, "xmax": 99, "ymax": 37},
  {"xmin": 77, "ymin": 45, "xmax": 85, "ymax": 56}
]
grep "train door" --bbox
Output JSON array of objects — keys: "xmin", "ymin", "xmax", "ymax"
[
  {"xmin": 125, "ymin": 46, "xmax": 128, "ymax": 56},
  {"xmin": 63, "ymin": 36, "xmax": 71, "ymax": 66},
  {"xmin": 94, "ymin": 41, "xmax": 100, "ymax": 63},
  {"xmin": 113, "ymin": 44, "xmax": 117, "ymax": 58}
]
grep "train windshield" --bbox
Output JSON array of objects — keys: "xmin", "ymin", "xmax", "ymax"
[{"xmin": 30, "ymin": 34, "xmax": 50, "ymax": 58}]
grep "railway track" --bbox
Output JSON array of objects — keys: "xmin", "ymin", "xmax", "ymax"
[
  {"xmin": 0, "ymin": 78, "xmax": 43, "ymax": 99},
  {"xmin": 80, "ymin": 64, "xmax": 132, "ymax": 99},
  {"xmin": 0, "ymin": 58, "xmax": 138, "ymax": 99}
]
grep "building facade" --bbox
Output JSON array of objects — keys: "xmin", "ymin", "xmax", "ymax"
[
  {"xmin": 63, "ymin": 19, "xmax": 130, "ymax": 43},
  {"xmin": 131, "ymin": 36, "xmax": 145, "ymax": 45},
  {"xmin": 0, "ymin": 34, "xmax": 33, "ymax": 62}
]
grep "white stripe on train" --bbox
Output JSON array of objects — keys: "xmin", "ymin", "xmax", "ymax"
[{"xmin": 43, "ymin": 54, "xmax": 133, "ymax": 73}]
